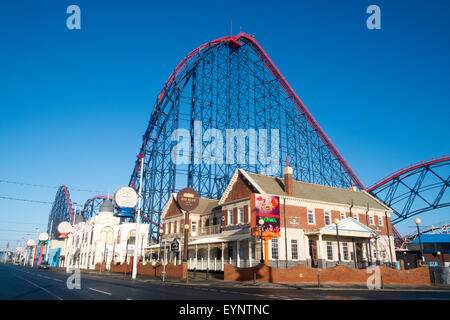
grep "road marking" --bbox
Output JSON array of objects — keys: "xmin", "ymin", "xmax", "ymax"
[
  {"xmin": 53, "ymin": 278, "xmax": 63, "ymax": 282},
  {"xmin": 15, "ymin": 275, "xmax": 63, "ymax": 300},
  {"xmin": 126, "ymin": 298, "xmax": 133, "ymax": 300},
  {"xmin": 88, "ymin": 288, "xmax": 112, "ymax": 296}
]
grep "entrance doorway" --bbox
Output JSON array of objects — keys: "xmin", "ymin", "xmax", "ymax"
[
  {"xmin": 355, "ymin": 242, "xmax": 363, "ymax": 269},
  {"xmin": 309, "ymin": 240, "xmax": 318, "ymax": 268}
]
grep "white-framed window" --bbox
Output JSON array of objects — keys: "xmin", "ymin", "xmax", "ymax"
[
  {"xmin": 343, "ymin": 243, "xmax": 349, "ymax": 260},
  {"xmin": 378, "ymin": 216, "xmax": 383, "ymax": 226},
  {"xmin": 165, "ymin": 223, "xmax": 169, "ymax": 235},
  {"xmin": 307, "ymin": 209, "xmax": 315, "ymax": 224},
  {"xmin": 191, "ymin": 221, "xmax": 197, "ymax": 233},
  {"xmin": 291, "ymin": 239, "xmax": 298, "ymax": 260},
  {"xmin": 169, "ymin": 222, "xmax": 173, "ymax": 234},
  {"xmin": 176, "ymin": 220, "xmax": 180, "ymax": 233},
  {"xmin": 238, "ymin": 207, "xmax": 244, "ymax": 224},
  {"xmin": 324, "ymin": 211, "xmax": 331, "ymax": 225},
  {"xmin": 271, "ymin": 238, "xmax": 278, "ymax": 259},
  {"xmin": 247, "ymin": 206, "xmax": 251, "ymax": 223},
  {"xmin": 327, "ymin": 242, "xmax": 333, "ymax": 260},
  {"xmin": 369, "ymin": 215, "xmax": 374, "ymax": 225},
  {"xmin": 228, "ymin": 210, "xmax": 233, "ymax": 225},
  {"xmin": 340, "ymin": 212, "xmax": 345, "ymax": 220}
]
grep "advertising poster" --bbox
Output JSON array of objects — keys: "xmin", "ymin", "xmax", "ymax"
[{"xmin": 251, "ymin": 194, "xmax": 281, "ymax": 238}]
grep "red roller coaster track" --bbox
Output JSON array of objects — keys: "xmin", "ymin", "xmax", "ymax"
[
  {"xmin": 149, "ymin": 32, "xmax": 365, "ymax": 191},
  {"xmin": 367, "ymin": 155, "xmax": 450, "ymax": 192}
]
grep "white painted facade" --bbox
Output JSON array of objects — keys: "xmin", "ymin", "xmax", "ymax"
[{"xmin": 61, "ymin": 200, "xmax": 150, "ymax": 269}]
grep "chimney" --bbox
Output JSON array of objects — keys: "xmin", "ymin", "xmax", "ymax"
[{"xmin": 284, "ymin": 156, "xmax": 293, "ymax": 196}]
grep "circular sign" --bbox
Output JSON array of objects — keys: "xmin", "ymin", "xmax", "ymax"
[
  {"xmin": 26, "ymin": 239, "xmax": 35, "ymax": 247},
  {"xmin": 38, "ymin": 232, "xmax": 49, "ymax": 242},
  {"xmin": 177, "ymin": 188, "xmax": 200, "ymax": 211},
  {"xmin": 114, "ymin": 186, "xmax": 138, "ymax": 208},
  {"xmin": 57, "ymin": 221, "xmax": 72, "ymax": 234}
]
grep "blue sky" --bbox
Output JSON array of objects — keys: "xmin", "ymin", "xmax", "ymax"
[{"xmin": 0, "ymin": 0, "xmax": 449, "ymax": 247}]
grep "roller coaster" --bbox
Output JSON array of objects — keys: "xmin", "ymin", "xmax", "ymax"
[{"xmin": 46, "ymin": 33, "xmax": 449, "ymax": 246}]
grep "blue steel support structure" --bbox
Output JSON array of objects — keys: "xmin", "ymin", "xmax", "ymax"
[{"xmin": 129, "ymin": 33, "xmax": 365, "ymax": 243}]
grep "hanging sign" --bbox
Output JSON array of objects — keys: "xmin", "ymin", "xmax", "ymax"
[{"xmin": 177, "ymin": 188, "xmax": 199, "ymax": 211}]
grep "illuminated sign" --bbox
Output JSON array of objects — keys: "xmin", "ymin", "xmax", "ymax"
[{"xmin": 251, "ymin": 194, "xmax": 280, "ymax": 238}]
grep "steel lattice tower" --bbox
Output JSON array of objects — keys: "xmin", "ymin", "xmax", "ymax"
[{"xmin": 129, "ymin": 33, "xmax": 365, "ymax": 242}]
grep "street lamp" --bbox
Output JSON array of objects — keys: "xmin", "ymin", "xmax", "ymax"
[
  {"xmin": 258, "ymin": 218, "xmax": 264, "ymax": 264},
  {"xmin": 132, "ymin": 153, "xmax": 145, "ymax": 280},
  {"xmin": 183, "ymin": 223, "xmax": 190, "ymax": 262},
  {"xmin": 141, "ymin": 233, "xmax": 145, "ymax": 262},
  {"xmin": 334, "ymin": 218, "xmax": 341, "ymax": 265},
  {"xmin": 436, "ymin": 251, "xmax": 442, "ymax": 266},
  {"xmin": 159, "ymin": 228, "xmax": 164, "ymax": 262},
  {"xmin": 414, "ymin": 218, "xmax": 425, "ymax": 265}
]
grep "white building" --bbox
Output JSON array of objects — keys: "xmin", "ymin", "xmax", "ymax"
[{"xmin": 62, "ymin": 199, "xmax": 150, "ymax": 269}]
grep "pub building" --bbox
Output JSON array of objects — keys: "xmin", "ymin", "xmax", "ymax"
[{"xmin": 148, "ymin": 163, "xmax": 397, "ymax": 270}]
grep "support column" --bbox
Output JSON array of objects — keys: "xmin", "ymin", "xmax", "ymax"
[
  {"xmin": 249, "ymin": 239, "xmax": 252, "ymax": 268},
  {"xmin": 305, "ymin": 235, "xmax": 311, "ymax": 267},
  {"xmin": 207, "ymin": 243, "xmax": 210, "ymax": 270},
  {"xmin": 195, "ymin": 245, "xmax": 198, "ymax": 269},
  {"xmin": 237, "ymin": 240, "xmax": 240, "ymax": 268},
  {"xmin": 317, "ymin": 233, "xmax": 325, "ymax": 268},
  {"xmin": 221, "ymin": 242, "xmax": 224, "ymax": 271}
]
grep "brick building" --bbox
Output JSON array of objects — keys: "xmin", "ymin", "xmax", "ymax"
[{"xmin": 150, "ymin": 163, "xmax": 397, "ymax": 270}]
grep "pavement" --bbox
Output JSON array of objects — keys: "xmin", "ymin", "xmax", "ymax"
[
  {"xmin": 54, "ymin": 265, "xmax": 450, "ymax": 292},
  {"xmin": 2, "ymin": 263, "xmax": 450, "ymax": 300}
]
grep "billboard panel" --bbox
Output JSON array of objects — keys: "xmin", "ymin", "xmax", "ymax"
[{"xmin": 251, "ymin": 194, "xmax": 281, "ymax": 237}]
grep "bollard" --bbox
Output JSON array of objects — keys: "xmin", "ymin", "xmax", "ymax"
[
  {"xmin": 194, "ymin": 268, "xmax": 197, "ymax": 279},
  {"xmin": 253, "ymin": 272, "xmax": 256, "ymax": 285},
  {"xmin": 206, "ymin": 268, "xmax": 209, "ymax": 280}
]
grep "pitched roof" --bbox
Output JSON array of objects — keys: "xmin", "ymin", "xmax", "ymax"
[
  {"xmin": 246, "ymin": 171, "xmax": 388, "ymax": 210},
  {"xmin": 162, "ymin": 193, "xmax": 220, "ymax": 220}
]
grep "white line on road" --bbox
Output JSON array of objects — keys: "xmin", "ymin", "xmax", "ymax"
[
  {"xmin": 88, "ymin": 287, "xmax": 112, "ymax": 295},
  {"xmin": 15, "ymin": 275, "xmax": 63, "ymax": 300},
  {"xmin": 53, "ymin": 278, "xmax": 63, "ymax": 282}
]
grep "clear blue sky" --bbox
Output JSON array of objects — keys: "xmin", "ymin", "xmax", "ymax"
[{"xmin": 1, "ymin": 0, "xmax": 449, "ymax": 248}]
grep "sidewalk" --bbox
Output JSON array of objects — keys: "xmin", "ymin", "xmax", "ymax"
[{"xmin": 54, "ymin": 267, "xmax": 450, "ymax": 292}]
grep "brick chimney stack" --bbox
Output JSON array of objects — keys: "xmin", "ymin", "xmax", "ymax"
[{"xmin": 284, "ymin": 156, "xmax": 293, "ymax": 196}]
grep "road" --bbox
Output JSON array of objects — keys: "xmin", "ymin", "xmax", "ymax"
[{"xmin": 1, "ymin": 264, "xmax": 449, "ymax": 300}]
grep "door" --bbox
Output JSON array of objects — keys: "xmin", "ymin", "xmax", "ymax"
[
  {"xmin": 309, "ymin": 240, "xmax": 318, "ymax": 268},
  {"xmin": 355, "ymin": 242, "xmax": 363, "ymax": 269}
]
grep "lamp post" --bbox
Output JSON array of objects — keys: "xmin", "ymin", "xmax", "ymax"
[
  {"xmin": 159, "ymin": 228, "xmax": 164, "ymax": 262},
  {"xmin": 141, "ymin": 233, "xmax": 145, "ymax": 262},
  {"xmin": 436, "ymin": 251, "xmax": 442, "ymax": 267},
  {"xmin": 258, "ymin": 218, "xmax": 264, "ymax": 264},
  {"xmin": 132, "ymin": 154, "xmax": 145, "ymax": 280},
  {"xmin": 183, "ymin": 223, "xmax": 190, "ymax": 262},
  {"xmin": 334, "ymin": 218, "xmax": 341, "ymax": 265},
  {"xmin": 414, "ymin": 218, "xmax": 425, "ymax": 265}
]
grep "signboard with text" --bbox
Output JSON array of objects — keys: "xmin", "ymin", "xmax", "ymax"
[{"xmin": 250, "ymin": 194, "xmax": 281, "ymax": 238}]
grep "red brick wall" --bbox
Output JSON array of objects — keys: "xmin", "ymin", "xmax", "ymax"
[
  {"xmin": 224, "ymin": 175, "xmax": 254, "ymax": 202},
  {"xmin": 110, "ymin": 262, "xmax": 187, "ymax": 279},
  {"xmin": 224, "ymin": 264, "xmax": 431, "ymax": 286}
]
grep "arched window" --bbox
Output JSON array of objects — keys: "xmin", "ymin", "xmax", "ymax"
[
  {"xmin": 100, "ymin": 227, "xmax": 114, "ymax": 245},
  {"xmin": 128, "ymin": 230, "xmax": 136, "ymax": 245}
]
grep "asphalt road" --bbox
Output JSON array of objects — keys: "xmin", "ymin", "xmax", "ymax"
[{"xmin": 1, "ymin": 264, "xmax": 449, "ymax": 300}]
